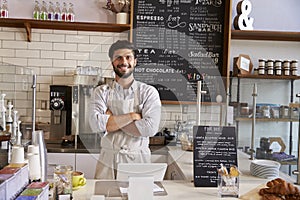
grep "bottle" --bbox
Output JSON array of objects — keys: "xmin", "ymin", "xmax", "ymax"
[
  {"xmin": 0, "ymin": 94, "xmax": 6, "ymax": 132},
  {"xmin": 16, "ymin": 120, "xmax": 22, "ymax": 146},
  {"xmin": 0, "ymin": 0, "xmax": 8, "ymax": 18},
  {"xmin": 54, "ymin": 2, "xmax": 61, "ymax": 21},
  {"xmin": 40, "ymin": 1, "xmax": 48, "ymax": 20},
  {"xmin": 48, "ymin": 1, "xmax": 54, "ymax": 21},
  {"xmin": 11, "ymin": 110, "xmax": 18, "ymax": 145},
  {"xmin": 61, "ymin": 2, "xmax": 67, "ymax": 21},
  {"xmin": 6, "ymin": 101, "xmax": 13, "ymax": 133},
  {"xmin": 33, "ymin": 1, "xmax": 40, "ymax": 20},
  {"xmin": 67, "ymin": 2, "xmax": 75, "ymax": 22}
]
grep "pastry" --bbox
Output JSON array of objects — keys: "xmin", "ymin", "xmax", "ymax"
[{"xmin": 259, "ymin": 178, "xmax": 300, "ymax": 200}]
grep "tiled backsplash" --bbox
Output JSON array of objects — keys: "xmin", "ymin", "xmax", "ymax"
[{"xmin": 0, "ymin": 27, "xmax": 224, "ymax": 132}]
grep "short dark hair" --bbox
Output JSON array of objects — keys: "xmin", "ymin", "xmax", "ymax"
[{"xmin": 108, "ymin": 40, "xmax": 136, "ymax": 60}]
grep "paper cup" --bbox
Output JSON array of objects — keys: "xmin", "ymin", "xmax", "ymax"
[{"xmin": 11, "ymin": 146, "xmax": 25, "ymax": 163}]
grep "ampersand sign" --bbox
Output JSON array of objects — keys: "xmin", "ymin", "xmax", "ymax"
[{"xmin": 233, "ymin": 0, "xmax": 254, "ymax": 30}]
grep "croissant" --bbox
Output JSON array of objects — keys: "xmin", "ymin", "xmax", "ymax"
[
  {"xmin": 263, "ymin": 182, "xmax": 299, "ymax": 196},
  {"xmin": 266, "ymin": 178, "xmax": 285, "ymax": 188}
]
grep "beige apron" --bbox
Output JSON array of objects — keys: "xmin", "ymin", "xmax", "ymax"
[{"xmin": 94, "ymin": 81, "xmax": 151, "ymax": 179}]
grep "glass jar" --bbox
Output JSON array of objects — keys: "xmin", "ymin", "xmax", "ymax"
[
  {"xmin": 274, "ymin": 60, "xmax": 282, "ymax": 76},
  {"xmin": 258, "ymin": 59, "xmax": 266, "ymax": 75},
  {"xmin": 267, "ymin": 60, "xmax": 274, "ymax": 75},
  {"xmin": 54, "ymin": 165, "xmax": 73, "ymax": 199},
  {"xmin": 280, "ymin": 106, "xmax": 290, "ymax": 119},
  {"xmin": 291, "ymin": 60, "xmax": 298, "ymax": 76},
  {"xmin": 283, "ymin": 60, "xmax": 290, "ymax": 76}
]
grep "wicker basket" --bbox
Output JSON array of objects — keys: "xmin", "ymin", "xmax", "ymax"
[{"xmin": 181, "ymin": 140, "xmax": 193, "ymax": 151}]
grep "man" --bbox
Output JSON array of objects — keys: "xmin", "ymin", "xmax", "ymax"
[{"xmin": 89, "ymin": 40, "xmax": 162, "ymax": 179}]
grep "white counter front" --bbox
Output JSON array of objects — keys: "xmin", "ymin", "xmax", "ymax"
[{"xmin": 72, "ymin": 147, "xmax": 296, "ymax": 200}]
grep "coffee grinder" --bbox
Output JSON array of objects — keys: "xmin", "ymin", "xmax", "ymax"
[{"xmin": 49, "ymin": 85, "xmax": 72, "ymax": 142}]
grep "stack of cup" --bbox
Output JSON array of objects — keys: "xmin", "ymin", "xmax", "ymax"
[
  {"xmin": 11, "ymin": 146, "xmax": 25, "ymax": 164},
  {"xmin": 27, "ymin": 145, "xmax": 41, "ymax": 181}
]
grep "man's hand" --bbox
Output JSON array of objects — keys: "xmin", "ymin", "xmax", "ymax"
[{"xmin": 130, "ymin": 112, "xmax": 142, "ymax": 121}]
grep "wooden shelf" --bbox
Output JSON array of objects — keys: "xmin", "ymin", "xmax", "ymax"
[
  {"xmin": 233, "ymin": 74, "xmax": 300, "ymax": 80},
  {"xmin": 235, "ymin": 117, "xmax": 298, "ymax": 122},
  {"xmin": 231, "ymin": 30, "xmax": 300, "ymax": 42},
  {"xmin": 0, "ymin": 18, "xmax": 131, "ymax": 42}
]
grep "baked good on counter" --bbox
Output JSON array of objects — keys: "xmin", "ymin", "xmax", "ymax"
[{"xmin": 259, "ymin": 178, "xmax": 300, "ymax": 200}]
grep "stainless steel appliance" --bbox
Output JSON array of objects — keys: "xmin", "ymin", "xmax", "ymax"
[
  {"xmin": 72, "ymin": 74, "xmax": 103, "ymax": 149},
  {"xmin": 72, "ymin": 75, "xmax": 103, "ymax": 135},
  {"xmin": 49, "ymin": 85, "xmax": 72, "ymax": 142}
]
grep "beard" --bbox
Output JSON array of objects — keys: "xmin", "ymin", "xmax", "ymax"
[{"xmin": 113, "ymin": 63, "xmax": 134, "ymax": 79}]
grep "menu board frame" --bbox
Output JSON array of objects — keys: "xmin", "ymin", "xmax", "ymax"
[
  {"xmin": 193, "ymin": 126, "xmax": 237, "ymax": 187},
  {"xmin": 130, "ymin": 0, "xmax": 231, "ymax": 104}
]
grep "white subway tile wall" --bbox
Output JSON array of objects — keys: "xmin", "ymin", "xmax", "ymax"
[{"xmin": 0, "ymin": 27, "xmax": 223, "ymax": 131}]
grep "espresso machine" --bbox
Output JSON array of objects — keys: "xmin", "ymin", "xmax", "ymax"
[{"xmin": 49, "ymin": 85, "xmax": 72, "ymax": 142}]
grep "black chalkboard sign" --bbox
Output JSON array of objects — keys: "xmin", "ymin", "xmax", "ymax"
[
  {"xmin": 193, "ymin": 126, "xmax": 237, "ymax": 187},
  {"xmin": 132, "ymin": 0, "xmax": 231, "ymax": 103}
]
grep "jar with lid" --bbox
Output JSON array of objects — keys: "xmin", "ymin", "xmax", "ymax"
[
  {"xmin": 253, "ymin": 68, "xmax": 259, "ymax": 75},
  {"xmin": 283, "ymin": 60, "xmax": 290, "ymax": 76},
  {"xmin": 267, "ymin": 59, "xmax": 274, "ymax": 75},
  {"xmin": 262, "ymin": 105, "xmax": 271, "ymax": 118},
  {"xmin": 258, "ymin": 59, "xmax": 266, "ymax": 75},
  {"xmin": 291, "ymin": 60, "xmax": 298, "ymax": 76},
  {"xmin": 54, "ymin": 165, "xmax": 73, "ymax": 199},
  {"xmin": 274, "ymin": 60, "xmax": 282, "ymax": 76},
  {"xmin": 280, "ymin": 105, "xmax": 290, "ymax": 118}
]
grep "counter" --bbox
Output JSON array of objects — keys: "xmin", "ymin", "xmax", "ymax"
[
  {"xmin": 46, "ymin": 142, "xmax": 168, "ymax": 155},
  {"xmin": 70, "ymin": 147, "xmax": 296, "ymax": 200}
]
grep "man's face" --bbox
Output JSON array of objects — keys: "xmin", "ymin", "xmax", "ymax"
[{"xmin": 112, "ymin": 49, "xmax": 136, "ymax": 79}]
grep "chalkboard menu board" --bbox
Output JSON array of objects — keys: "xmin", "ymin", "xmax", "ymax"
[
  {"xmin": 193, "ymin": 126, "xmax": 237, "ymax": 187},
  {"xmin": 132, "ymin": 0, "xmax": 230, "ymax": 103}
]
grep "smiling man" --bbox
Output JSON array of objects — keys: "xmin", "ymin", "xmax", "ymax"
[{"xmin": 89, "ymin": 40, "xmax": 162, "ymax": 179}]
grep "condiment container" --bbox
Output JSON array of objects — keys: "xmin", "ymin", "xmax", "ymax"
[
  {"xmin": 280, "ymin": 105, "xmax": 290, "ymax": 118},
  {"xmin": 258, "ymin": 59, "xmax": 266, "ymax": 75},
  {"xmin": 291, "ymin": 60, "xmax": 298, "ymax": 76},
  {"xmin": 274, "ymin": 60, "xmax": 282, "ymax": 76},
  {"xmin": 267, "ymin": 59, "xmax": 274, "ymax": 75},
  {"xmin": 283, "ymin": 60, "xmax": 290, "ymax": 76}
]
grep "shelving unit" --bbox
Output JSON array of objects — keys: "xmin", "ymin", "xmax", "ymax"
[
  {"xmin": 0, "ymin": 18, "xmax": 131, "ymax": 42},
  {"xmin": 230, "ymin": 74, "xmax": 299, "ymax": 170}
]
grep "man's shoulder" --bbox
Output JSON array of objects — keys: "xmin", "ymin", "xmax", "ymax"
[
  {"xmin": 136, "ymin": 81, "xmax": 156, "ymax": 91},
  {"xmin": 95, "ymin": 83, "xmax": 110, "ymax": 92}
]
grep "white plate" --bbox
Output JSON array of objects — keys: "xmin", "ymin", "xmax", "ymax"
[{"xmin": 251, "ymin": 159, "xmax": 281, "ymax": 168}]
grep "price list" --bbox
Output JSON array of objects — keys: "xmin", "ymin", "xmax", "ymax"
[
  {"xmin": 132, "ymin": 0, "xmax": 229, "ymax": 102},
  {"xmin": 193, "ymin": 126, "xmax": 237, "ymax": 187}
]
